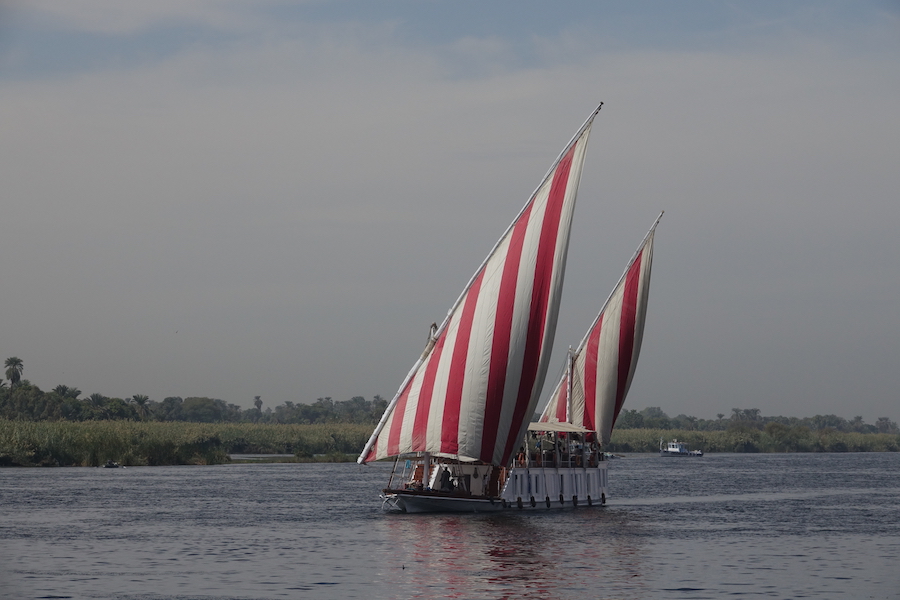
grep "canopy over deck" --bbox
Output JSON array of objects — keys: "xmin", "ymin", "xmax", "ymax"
[{"xmin": 527, "ymin": 421, "xmax": 591, "ymax": 433}]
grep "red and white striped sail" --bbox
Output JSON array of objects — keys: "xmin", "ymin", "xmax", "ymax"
[
  {"xmin": 540, "ymin": 213, "xmax": 661, "ymax": 445},
  {"xmin": 358, "ymin": 108, "xmax": 601, "ymax": 466}
]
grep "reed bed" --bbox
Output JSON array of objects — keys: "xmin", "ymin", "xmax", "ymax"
[
  {"xmin": 0, "ymin": 420, "xmax": 372, "ymax": 467},
  {"xmin": 3, "ymin": 420, "xmax": 896, "ymax": 467}
]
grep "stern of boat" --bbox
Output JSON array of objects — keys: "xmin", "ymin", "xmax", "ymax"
[{"xmin": 500, "ymin": 460, "xmax": 608, "ymax": 509}]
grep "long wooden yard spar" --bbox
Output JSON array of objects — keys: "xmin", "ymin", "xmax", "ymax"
[
  {"xmin": 358, "ymin": 105, "xmax": 602, "ymax": 466},
  {"xmin": 540, "ymin": 212, "xmax": 663, "ymax": 445}
]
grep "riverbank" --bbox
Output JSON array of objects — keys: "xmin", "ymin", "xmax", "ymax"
[
  {"xmin": 2, "ymin": 419, "xmax": 897, "ymax": 467},
  {"xmin": 0, "ymin": 420, "xmax": 370, "ymax": 467}
]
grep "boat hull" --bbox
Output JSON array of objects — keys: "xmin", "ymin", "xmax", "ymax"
[
  {"xmin": 384, "ymin": 491, "xmax": 505, "ymax": 513},
  {"xmin": 659, "ymin": 450, "xmax": 703, "ymax": 457},
  {"xmin": 383, "ymin": 463, "xmax": 609, "ymax": 513}
]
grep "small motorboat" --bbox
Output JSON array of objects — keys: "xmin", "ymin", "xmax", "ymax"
[
  {"xmin": 659, "ymin": 439, "xmax": 703, "ymax": 457},
  {"xmin": 102, "ymin": 460, "xmax": 121, "ymax": 468}
]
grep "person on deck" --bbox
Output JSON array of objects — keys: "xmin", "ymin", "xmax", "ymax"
[{"xmin": 439, "ymin": 468, "xmax": 453, "ymax": 492}]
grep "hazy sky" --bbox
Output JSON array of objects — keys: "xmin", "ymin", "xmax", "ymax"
[{"xmin": 1, "ymin": 1, "xmax": 898, "ymax": 422}]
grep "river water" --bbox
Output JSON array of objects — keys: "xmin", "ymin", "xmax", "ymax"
[{"xmin": 1, "ymin": 453, "xmax": 898, "ymax": 599}]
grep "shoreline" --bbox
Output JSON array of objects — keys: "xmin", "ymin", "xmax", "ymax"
[{"xmin": 2, "ymin": 419, "xmax": 897, "ymax": 467}]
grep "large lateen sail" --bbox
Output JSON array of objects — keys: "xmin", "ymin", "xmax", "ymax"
[
  {"xmin": 359, "ymin": 106, "xmax": 602, "ymax": 467},
  {"xmin": 540, "ymin": 213, "xmax": 661, "ymax": 445}
]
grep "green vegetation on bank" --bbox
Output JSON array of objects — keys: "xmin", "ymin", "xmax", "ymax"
[
  {"xmin": 615, "ymin": 406, "xmax": 899, "ymax": 435},
  {"xmin": 0, "ymin": 382, "xmax": 386, "ymax": 426},
  {"xmin": 0, "ymin": 420, "xmax": 372, "ymax": 467},
  {"xmin": 1, "ymin": 357, "xmax": 898, "ymax": 466},
  {"xmin": 606, "ymin": 407, "xmax": 900, "ymax": 453},
  {"xmin": 2, "ymin": 419, "xmax": 897, "ymax": 467},
  {"xmin": 2, "ymin": 355, "xmax": 388, "ymax": 425},
  {"xmin": 2, "ymin": 358, "xmax": 896, "ymax": 435}
]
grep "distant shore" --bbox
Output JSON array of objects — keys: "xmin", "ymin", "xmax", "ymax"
[
  {"xmin": 0, "ymin": 420, "xmax": 369, "ymax": 467},
  {"xmin": 2, "ymin": 419, "xmax": 897, "ymax": 467},
  {"xmin": 606, "ymin": 427, "xmax": 899, "ymax": 454}
]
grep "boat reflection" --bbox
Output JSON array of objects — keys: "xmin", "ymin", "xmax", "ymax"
[{"xmin": 376, "ymin": 510, "xmax": 650, "ymax": 599}]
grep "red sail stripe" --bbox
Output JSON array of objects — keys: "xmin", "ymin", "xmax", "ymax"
[
  {"xmin": 386, "ymin": 383, "xmax": 413, "ymax": 457},
  {"xmin": 613, "ymin": 250, "xmax": 643, "ymax": 425},
  {"xmin": 411, "ymin": 333, "xmax": 447, "ymax": 451},
  {"xmin": 583, "ymin": 314, "xmax": 603, "ymax": 430},
  {"xmin": 478, "ymin": 203, "xmax": 535, "ymax": 461},
  {"xmin": 440, "ymin": 270, "xmax": 485, "ymax": 455},
  {"xmin": 364, "ymin": 438, "xmax": 377, "ymax": 462},
  {"xmin": 499, "ymin": 145, "xmax": 576, "ymax": 466},
  {"xmin": 554, "ymin": 373, "xmax": 568, "ymax": 422}
]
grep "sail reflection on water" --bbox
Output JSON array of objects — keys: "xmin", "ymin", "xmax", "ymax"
[{"xmin": 376, "ymin": 512, "xmax": 649, "ymax": 599}]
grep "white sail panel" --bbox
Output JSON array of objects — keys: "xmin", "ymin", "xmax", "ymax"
[
  {"xmin": 539, "ymin": 217, "xmax": 659, "ymax": 445},
  {"xmin": 360, "ymin": 111, "xmax": 597, "ymax": 465}
]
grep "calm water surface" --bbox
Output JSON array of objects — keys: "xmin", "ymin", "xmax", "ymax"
[{"xmin": 2, "ymin": 453, "xmax": 898, "ymax": 599}]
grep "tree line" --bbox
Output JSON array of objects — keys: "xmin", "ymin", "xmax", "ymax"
[
  {"xmin": 615, "ymin": 406, "xmax": 899, "ymax": 435},
  {"xmin": 1, "ymin": 356, "xmax": 386, "ymax": 425},
  {"xmin": 3, "ymin": 356, "xmax": 898, "ymax": 434}
]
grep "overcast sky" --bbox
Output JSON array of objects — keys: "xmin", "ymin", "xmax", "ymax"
[{"xmin": 1, "ymin": 1, "xmax": 898, "ymax": 422}]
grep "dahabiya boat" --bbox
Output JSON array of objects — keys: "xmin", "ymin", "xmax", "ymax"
[{"xmin": 357, "ymin": 104, "xmax": 663, "ymax": 512}]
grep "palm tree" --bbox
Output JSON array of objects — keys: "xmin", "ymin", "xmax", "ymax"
[
  {"xmin": 54, "ymin": 384, "xmax": 81, "ymax": 398},
  {"xmin": 131, "ymin": 394, "xmax": 150, "ymax": 420},
  {"xmin": 4, "ymin": 357, "xmax": 23, "ymax": 388},
  {"xmin": 88, "ymin": 393, "xmax": 110, "ymax": 419},
  {"xmin": 252, "ymin": 396, "xmax": 263, "ymax": 423}
]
